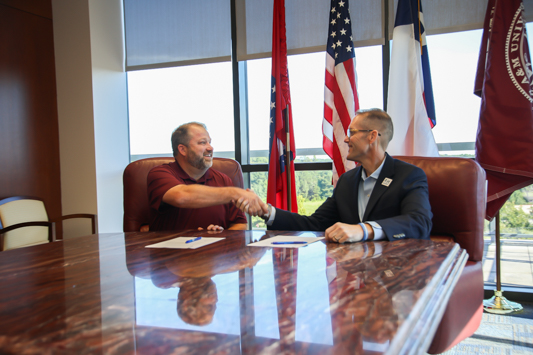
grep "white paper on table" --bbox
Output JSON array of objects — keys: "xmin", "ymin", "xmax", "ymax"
[
  {"xmin": 248, "ymin": 235, "xmax": 324, "ymax": 248},
  {"xmin": 145, "ymin": 236, "xmax": 224, "ymax": 249}
]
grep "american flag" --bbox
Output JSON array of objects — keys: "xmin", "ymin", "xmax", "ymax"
[
  {"xmin": 267, "ymin": 0, "xmax": 298, "ymax": 212},
  {"xmin": 323, "ymin": 0, "xmax": 359, "ymax": 185}
]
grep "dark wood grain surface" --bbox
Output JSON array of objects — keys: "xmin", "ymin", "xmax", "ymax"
[
  {"xmin": 0, "ymin": 2, "xmax": 61, "ymax": 233},
  {"xmin": 0, "ymin": 230, "xmax": 465, "ymax": 354}
]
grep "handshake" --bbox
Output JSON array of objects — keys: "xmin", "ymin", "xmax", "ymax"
[{"xmin": 233, "ymin": 188, "xmax": 270, "ymax": 219}]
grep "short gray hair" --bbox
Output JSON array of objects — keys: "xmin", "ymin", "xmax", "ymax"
[
  {"xmin": 171, "ymin": 122, "xmax": 207, "ymax": 157},
  {"xmin": 356, "ymin": 108, "xmax": 393, "ymax": 149}
]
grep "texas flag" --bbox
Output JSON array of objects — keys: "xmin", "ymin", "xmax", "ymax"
[{"xmin": 387, "ymin": 0, "xmax": 439, "ymax": 157}]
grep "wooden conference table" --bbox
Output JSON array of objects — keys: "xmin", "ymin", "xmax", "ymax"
[{"xmin": 0, "ymin": 230, "xmax": 466, "ymax": 354}]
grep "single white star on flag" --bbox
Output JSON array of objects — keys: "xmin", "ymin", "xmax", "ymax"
[
  {"xmin": 340, "ymin": 28, "xmax": 346, "ymax": 35},
  {"xmin": 344, "ymin": 17, "xmax": 350, "ymax": 24}
]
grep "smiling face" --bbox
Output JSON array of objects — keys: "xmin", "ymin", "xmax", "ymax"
[
  {"xmin": 183, "ymin": 125, "xmax": 213, "ymax": 171},
  {"xmin": 344, "ymin": 114, "xmax": 372, "ymax": 163}
]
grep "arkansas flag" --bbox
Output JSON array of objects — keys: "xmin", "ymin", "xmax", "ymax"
[
  {"xmin": 267, "ymin": 0, "xmax": 298, "ymax": 212},
  {"xmin": 387, "ymin": 0, "xmax": 439, "ymax": 156},
  {"xmin": 474, "ymin": 0, "xmax": 533, "ymax": 220},
  {"xmin": 323, "ymin": 0, "xmax": 359, "ymax": 185}
]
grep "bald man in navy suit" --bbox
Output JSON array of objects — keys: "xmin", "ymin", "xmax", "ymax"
[{"xmin": 241, "ymin": 108, "xmax": 432, "ymax": 244}]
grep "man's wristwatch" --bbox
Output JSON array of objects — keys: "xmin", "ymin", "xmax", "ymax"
[{"xmin": 260, "ymin": 204, "xmax": 272, "ymax": 221}]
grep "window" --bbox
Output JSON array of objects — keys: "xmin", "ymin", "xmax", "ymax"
[
  {"xmin": 127, "ymin": 62, "xmax": 235, "ymax": 160},
  {"xmin": 425, "ymin": 30, "xmax": 483, "ymax": 157}
]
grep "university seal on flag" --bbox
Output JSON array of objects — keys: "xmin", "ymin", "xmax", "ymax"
[{"xmin": 505, "ymin": 4, "xmax": 533, "ymax": 102}]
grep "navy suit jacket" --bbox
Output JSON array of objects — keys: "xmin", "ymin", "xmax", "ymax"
[{"xmin": 269, "ymin": 154, "xmax": 432, "ymax": 241}]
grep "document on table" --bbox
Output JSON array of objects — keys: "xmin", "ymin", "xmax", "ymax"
[
  {"xmin": 145, "ymin": 236, "xmax": 224, "ymax": 249},
  {"xmin": 248, "ymin": 235, "xmax": 324, "ymax": 248}
]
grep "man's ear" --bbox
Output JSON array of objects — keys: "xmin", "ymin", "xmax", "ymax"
[
  {"xmin": 368, "ymin": 131, "xmax": 379, "ymax": 145},
  {"xmin": 177, "ymin": 144, "xmax": 187, "ymax": 157}
]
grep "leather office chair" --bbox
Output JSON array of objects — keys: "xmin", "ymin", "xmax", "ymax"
[
  {"xmin": 0, "ymin": 196, "xmax": 97, "ymax": 251},
  {"xmin": 123, "ymin": 157, "xmax": 244, "ymax": 232},
  {"xmin": 395, "ymin": 156, "xmax": 485, "ymax": 354}
]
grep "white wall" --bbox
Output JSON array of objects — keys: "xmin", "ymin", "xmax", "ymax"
[
  {"xmin": 89, "ymin": 0, "xmax": 130, "ymax": 233},
  {"xmin": 52, "ymin": 0, "xmax": 129, "ymax": 236}
]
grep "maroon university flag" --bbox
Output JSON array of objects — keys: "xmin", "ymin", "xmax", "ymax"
[
  {"xmin": 474, "ymin": 0, "xmax": 533, "ymax": 220},
  {"xmin": 267, "ymin": 0, "xmax": 298, "ymax": 212}
]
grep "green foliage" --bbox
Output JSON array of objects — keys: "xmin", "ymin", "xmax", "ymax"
[
  {"xmin": 300, "ymin": 200, "xmax": 324, "ymax": 216},
  {"xmin": 249, "ymin": 156, "xmax": 335, "ymax": 227},
  {"xmin": 508, "ymin": 189, "xmax": 527, "ymax": 205},
  {"xmin": 500, "ymin": 200, "xmax": 530, "ymax": 233}
]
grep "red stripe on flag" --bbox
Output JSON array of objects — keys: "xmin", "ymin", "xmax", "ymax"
[
  {"xmin": 326, "ymin": 72, "xmax": 352, "ymax": 131},
  {"xmin": 342, "ymin": 59, "xmax": 358, "ymax": 107},
  {"xmin": 324, "ymin": 101, "xmax": 333, "ymax": 125}
]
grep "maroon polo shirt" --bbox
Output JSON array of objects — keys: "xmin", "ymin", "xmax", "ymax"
[{"xmin": 147, "ymin": 161, "xmax": 247, "ymax": 231}]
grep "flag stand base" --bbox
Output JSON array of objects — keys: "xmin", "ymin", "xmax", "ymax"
[{"xmin": 483, "ymin": 290, "xmax": 523, "ymax": 314}]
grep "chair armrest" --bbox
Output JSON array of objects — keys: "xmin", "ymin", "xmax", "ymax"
[
  {"xmin": 53, "ymin": 214, "xmax": 98, "ymax": 234},
  {"xmin": 0, "ymin": 221, "xmax": 56, "ymax": 251}
]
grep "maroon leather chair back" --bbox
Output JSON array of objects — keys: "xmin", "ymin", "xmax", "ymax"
[
  {"xmin": 123, "ymin": 157, "xmax": 244, "ymax": 232},
  {"xmin": 394, "ymin": 156, "xmax": 486, "ymax": 262}
]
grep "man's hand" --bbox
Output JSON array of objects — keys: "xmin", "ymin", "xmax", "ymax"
[
  {"xmin": 234, "ymin": 189, "xmax": 269, "ymax": 217},
  {"xmin": 198, "ymin": 224, "xmax": 224, "ymax": 232},
  {"xmin": 325, "ymin": 222, "xmax": 365, "ymax": 243}
]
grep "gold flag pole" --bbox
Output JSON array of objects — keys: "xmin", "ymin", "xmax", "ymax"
[
  {"xmin": 483, "ymin": 211, "xmax": 523, "ymax": 314},
  {"xmin": 285, "ymin": 104, "xmax": 291, "ymax": 211}
]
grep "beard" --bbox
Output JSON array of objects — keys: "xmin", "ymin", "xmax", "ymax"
[{"xmin": 187, "ymin": 150, "xmax": 213, "ymax": 170}]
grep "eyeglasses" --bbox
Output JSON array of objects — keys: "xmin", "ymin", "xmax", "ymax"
[{"xmin": 347, "ymin": 128, "xmax": 381, "ymax": 138}]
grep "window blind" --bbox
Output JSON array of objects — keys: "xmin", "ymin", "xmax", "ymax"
[
  {"xmin": 124, "ymin": 0, "xmax": 533, "ymax": 71},
  {"xmin": 124, "ymin": 0, "xmax": 231, "ymax": 71}
]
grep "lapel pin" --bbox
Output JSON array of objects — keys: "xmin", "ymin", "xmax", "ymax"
[{"xmin": 382, "ymin": 178, "xmax": 393, "ymax": 187}]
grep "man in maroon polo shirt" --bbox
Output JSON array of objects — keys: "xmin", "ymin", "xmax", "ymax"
[{"xmin": 147, "ymin": 122, "xmax": 267, "ymax": 231}]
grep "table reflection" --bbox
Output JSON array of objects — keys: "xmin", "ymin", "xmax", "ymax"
[
  {"xmin": 132, "ymin": 234, "xmax": 266, "ymax": 333},
  {"xmin": 123, "ymin": 231, "xmax": 453, "ymax": 354}
]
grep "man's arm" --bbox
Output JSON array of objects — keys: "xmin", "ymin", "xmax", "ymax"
[
  {"xmin": 324, "ymin": 222, "xmax": 376, "ymax": 243},
  {"xmin": 228, "ymin": 223, "xmax": 247, "ymax": 230},
  {"xmin": 162, "ymin": 184, "xmax": 268, "ymax": 216}
]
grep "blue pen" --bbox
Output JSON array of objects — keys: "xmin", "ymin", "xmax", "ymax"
[
  {"xmin": 186, "ymin": 237, "xmax": 202, "ymax": 244},
  {"xmin": 272, "ymin": 241, "xmax": 307, "ymax": 245}
]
